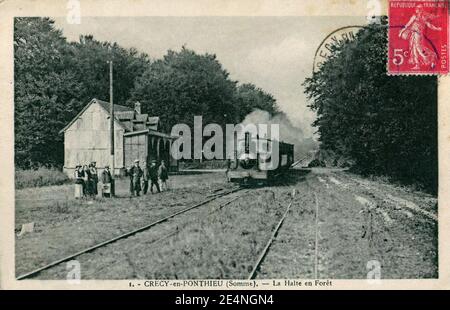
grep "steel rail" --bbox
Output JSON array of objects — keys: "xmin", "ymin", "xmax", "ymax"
[
  {"xmin": 247, "ymin": 192, "xmax": 295, "ymax": 280},
  {"xmin": 120, "ymin": 193, "xmax": 250, "ymax": 254},
  {"xmin": 16, "ymin": 187, "xmax": 243, "ymax": 280},
  {"xmin": 313, "ymin": 192, "xmax": 319, "ymax": 279}
]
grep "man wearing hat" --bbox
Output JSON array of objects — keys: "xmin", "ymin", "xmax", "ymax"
[
  {"xmin": 142, "ymin": 160, "xmax": 150, "ymax": 195},
  {"xmin": 89, "ymin": 161, "xmax": 98, "ymax": 196},
  {"xmin": 149, "ymin": 160, "xmax": 160, "ymax": 194},
  {"xmin": 101, "ymin": 165, "xmax": 113, "ymax": 198},
  {"xmin": 158, "ymin": 160, "xmax": 169, "ymax": 191},
  {"xmin": 129, "ymin": 159, "xmax": 143, "ymax": 196}
]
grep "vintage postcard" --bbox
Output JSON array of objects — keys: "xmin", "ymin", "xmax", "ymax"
[{"xmin": 0, "ymin": 0, "xmax": 449, "ymax": 293}]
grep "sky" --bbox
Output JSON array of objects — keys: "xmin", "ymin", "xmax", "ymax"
[{"xmin": 54, "ymin": 16, "xmax": 367, "ymax": 139}]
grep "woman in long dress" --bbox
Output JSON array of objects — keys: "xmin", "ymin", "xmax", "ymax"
[
  {"xmin": 74, "ymin": 165, "xmax": 84, "ymax": 199},
  {"xmin": 399, "ymin": 4, "xmax": 442, "ymax": 69}
]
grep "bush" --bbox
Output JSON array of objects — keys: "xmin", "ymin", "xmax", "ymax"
[
  {"xmin": 308, "ymin": 159, "xmax": 326, "ymax": 168},
  {"xmin": 179, "ymin": 160, "xmax": 228, "ymax": 170},
  {"xmin": 15, "ymin": 167, "xmax": 70, "ymax": 189}
]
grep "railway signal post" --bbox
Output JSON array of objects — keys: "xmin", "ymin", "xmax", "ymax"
[{"xmin": 108, "ymin": 60, "xmax": 115, "ymax": 196}]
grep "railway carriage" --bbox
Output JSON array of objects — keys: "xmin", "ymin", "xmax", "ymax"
[{"xmin": 226, "ymin": 131, "xmax": 294, "ymax": 183}]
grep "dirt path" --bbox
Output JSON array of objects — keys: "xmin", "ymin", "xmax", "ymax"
[{"xmin": 256, "ymin": 168, "xmax": 437, "ymax": 279}]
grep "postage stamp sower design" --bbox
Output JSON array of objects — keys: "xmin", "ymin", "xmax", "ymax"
[{"xmin": 388, "ymin": 0, "xmax": 449, "ymax": 75}]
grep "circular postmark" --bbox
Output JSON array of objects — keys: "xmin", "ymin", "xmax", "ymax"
[{"xmin": 312, "ymin": 25, "xmax": 364, "ymax": 74}]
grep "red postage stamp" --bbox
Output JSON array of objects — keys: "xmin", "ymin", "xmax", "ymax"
[{"xmin": 388, "ymin": 0, "xmax": 449, "ymax": 75}]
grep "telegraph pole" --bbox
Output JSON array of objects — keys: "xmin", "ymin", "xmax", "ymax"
[{"xmin": 108, "ymin": 60, "xmax": 115, "ymax": 196}]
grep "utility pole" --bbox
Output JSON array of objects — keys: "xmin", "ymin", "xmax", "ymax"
[{"xmin": 108, "ymin": 60, "xmax": 115, "ymax": 196}]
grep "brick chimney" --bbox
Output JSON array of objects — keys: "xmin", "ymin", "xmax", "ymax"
[{"xmin": 134, "ymin": 101, "xmax": 141, "ymax": 115}]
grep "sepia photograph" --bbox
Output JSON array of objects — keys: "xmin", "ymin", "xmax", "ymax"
[{"xmin": 1, "ymin": 0, "xmax": 448, "ymax": 292}]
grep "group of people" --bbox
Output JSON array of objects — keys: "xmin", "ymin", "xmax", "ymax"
[
  {"xmin": 74, "ymin": 161, "xmax": 113, "ymax": 198},
  {"xmin": 128, "ymin": 159, "xmax": 169, "ymax": 196},
  {"xmin": 73, "ymin": 159, "xmax": 168, "ymax": 198}
]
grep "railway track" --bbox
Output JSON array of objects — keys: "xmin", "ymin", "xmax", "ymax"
[
  {"xmin": 248, "ymin": 188, "xmax": 296, "ymax": 280},
  {"xmin": 16, "ymin": 186, "xmax": 246, "ymax": 280}
]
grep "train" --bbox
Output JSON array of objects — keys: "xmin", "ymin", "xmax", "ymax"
[{"xmin": 226, "ymin": 131, "xmax": 294, "ymax": 183}]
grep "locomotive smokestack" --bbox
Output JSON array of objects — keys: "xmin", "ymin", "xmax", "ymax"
[{"xmin": 245, "ymin": 132, "xmax": 250, "ymax": 154}]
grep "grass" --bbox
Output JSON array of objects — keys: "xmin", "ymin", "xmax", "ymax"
[
  {"xmin": 144, "ymin": 189, "xmax": 288, "ymax": 279},
  {"xmin": 15, "ymin": 172, "xmax": 234, "ymax": 276},
  {"xmin": 15, "ymin": 167, "xmax": 70, "ymax": 189},
  {"xmin": 35, "ymin": 187, "xmax": 291, "ymax": 279},
  {"xmin": 15, "ymin": 169, "xmax": 438, "ymax": 279}
]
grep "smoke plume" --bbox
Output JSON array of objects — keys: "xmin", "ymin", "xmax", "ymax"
[{"xmin": 239, "ymin": 109, "xmax": 318, "ymax": 160}]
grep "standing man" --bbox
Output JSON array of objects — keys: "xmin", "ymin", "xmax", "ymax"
[
  {"xmin": 130, "ymin": 159, "xmax": 143, "ymax": 196},
  {"xmin": 128, "ymin": 165, "xmax": 133, "ymax": 195},
  {"xmin": 101, "ymin": 165, "xmax": 113, "ymax": 198},
  {"xmin": 142, "ymin": 160, "xmax": 149, "ymax": 195},
  {"xmin": 82, "ymin": 165, "xmax": 92, "ymax": 197},
  {"xmin": 90, "ymin": 161, "xmax": 98, "ymax": 196},
  {"xmin": 158, "ymin": 160, "xmax": 169, "ymax": 191},
  {"xmin": 149, "ymin": 160, "xmax": 161, "ymax": 194}
]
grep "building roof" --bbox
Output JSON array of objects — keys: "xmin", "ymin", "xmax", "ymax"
[
  {"xmin": 121, "ymin": 121, "xmax": 134, "ymax": 132},
  {"xmin": 59, "ymin": 98, "xmax": 128, "ymax": 134},
  {"xmin": 123, "ymin": 129, "xmax": 175, "ymax": 140},
  {"xmin": 96, "ymin": 99, "xmax": 133, "ymax": 113},
  {"xmin": 134, "ymin": 114, "xmax": 149, "ymax": 122},
  {"xmin": 115, "ymin": 111, "xmax": 135, "ymax": 120},
  {"xmin": 148, "ymin": 116, "xmax": 160, "ymax": 125},
  {"xmin": 59, "ymin": 98, "xmax": 163, "ymax": 135}
]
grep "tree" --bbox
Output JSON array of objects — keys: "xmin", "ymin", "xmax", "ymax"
[
  {"xmin": 128, "ymin": 47, "xmax": 239, "ymax": 132},
  {"xmin": 303, "ymin": 18, "xmax": 437, "ymax": 193},
  {"xmin": 235, "ymin": 83, "xmax": 279, "ymax": 120},
  {"xmin": 14, "ymin": 17, "xmax": 84, "ymax": 168},
  {"xmin": 14, "ymin": 18, "xmax": 151, "ymax": 168},
  {"xmin": 14, "ymin": 18, "xmax": 280, "ymax": 167},
  {"xmin": 67, "ymin": 35, "xmax": 150, "ymax": 106}
]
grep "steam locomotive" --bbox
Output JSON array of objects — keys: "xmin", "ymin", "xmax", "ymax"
[{"xmin": 226, "ymin": 131, "xmax": 294, "ymax": 183}]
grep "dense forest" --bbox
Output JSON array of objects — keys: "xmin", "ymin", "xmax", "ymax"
[
  {"xmin": 14, "ymin": 17, "xmax": 278, "ymax": 168},
  {"xmin": 303, "ymin": 18, "xmax": 438, "ymax": 193}
]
